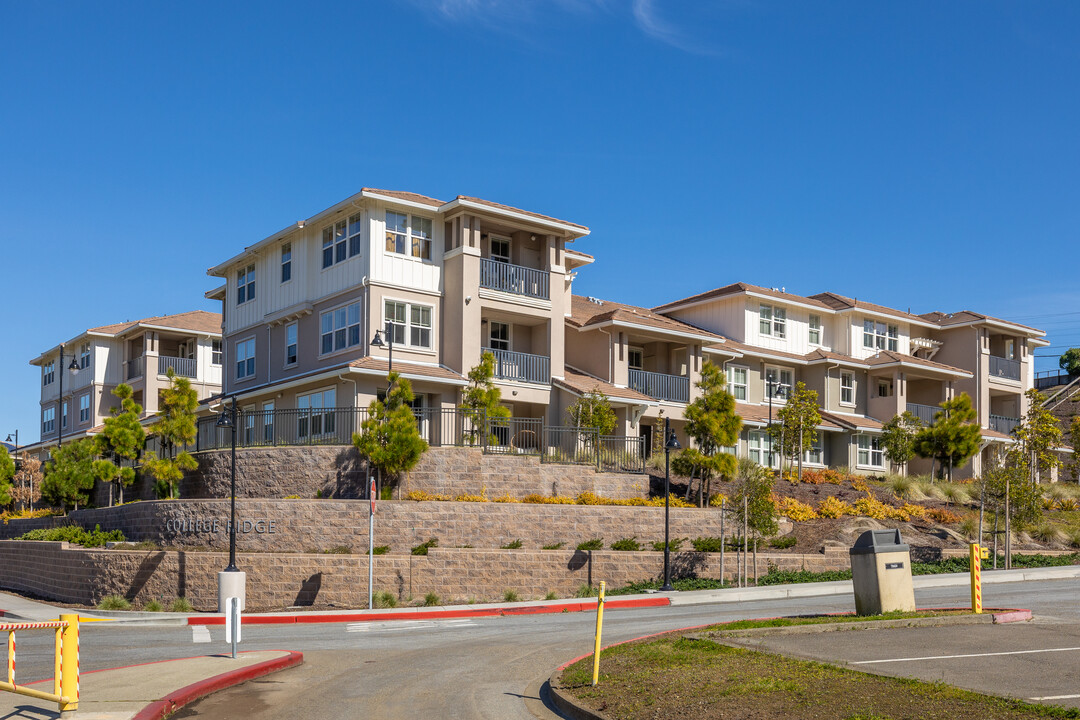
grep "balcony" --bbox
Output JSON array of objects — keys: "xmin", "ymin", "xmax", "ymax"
[
  {"xmin": 989, "ymin": 414, "xmax": 1020, "ymax": 435},
  {"xmin": 484, "ymin": 347, "xmax": 550, "ymax": 385},
  {"xmin": 629, "ymin": 369, "xmax": 690, "ymax": 403},
  {"xmin": 906, "ymin": 402, "xmax": 941, "ymax": 426},
  {"xmin": 989, "ymin": 355, "xmax": 1021, "ymax": 382},
  {"xmin": 125, "ymin": 356, "xmax": 144, "ymax": 380},
  {"xmin": 480, "ymin": 258, "xmax": 549, "ymax": 300},
  {"xmin": 158, "ymin": 355, "xmax": 197, "ymax": 378}
]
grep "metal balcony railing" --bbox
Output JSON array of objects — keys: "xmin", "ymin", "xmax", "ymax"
[
  {"xmin": 484, "ymin": 347, "xmax": 550, "ymax": 385},
  {"xmin": 479, "ymin": 258, "xmax": 549, "ymax": 300},
  {"xmin": 989, "ymin": 355, "xmax": 1021, "ymax": 381},
  {"xmin": 125, "ymin": 356, "xmax": 144, "ymax": 380},
  {"xmin": 158, "ymin": 355, "xmax": 197, "ymax": 378},
  {"xmin": 629, "ymin": 368, "xmax": 690, "ymax": 403},
  {"xmin": 989, "ymin": 414, "xmax": 1020, "ymax": 435},
  {"xmin": 906, "ymin": 402, "xmax": 941, "ymax": 426}
]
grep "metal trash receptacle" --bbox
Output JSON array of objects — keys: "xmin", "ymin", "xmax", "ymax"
[{"xmin": 849, "ymin": 529, "xmax": 915, "ymax": 615}]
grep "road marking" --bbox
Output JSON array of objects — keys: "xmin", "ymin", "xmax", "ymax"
[
  {"xmin": 1030, "ymin": 695, "xmax": 1080, "ymax": 701},
  {"xmin": 852, "ymin": 647, "xmax": 1080, "ymax": 665},
  {"xmin": 192, "ymin": 625, "xmax": 212, "ymax": 643},
  {"xmin": 346, "ymin": 619, "xmax": 478, "ymax": 633}
]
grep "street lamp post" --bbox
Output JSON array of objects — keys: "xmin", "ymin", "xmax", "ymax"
[
  {"xmin": 56, "ymin": 344, "xmax": 80, "ymax": 448},
  {"xmin": 661, "ymin": 417, "xmax": 681, "ymax": 592},
  {"xmin": 215, "ymin": 399, "xmax": 246, "ymax": 613},
  {"xmin": 766, "ymin": 376, "xmax": 784, "ymax": 470},
  {"xmin": 5, "ymin": 431, "xmax": 21, "ymax": 509},
  {"xmin": 370, "ymin": 321, "xmax": 394, "ymax": 388}
]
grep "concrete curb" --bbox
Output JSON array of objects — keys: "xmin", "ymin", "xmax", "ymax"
[{"xmin": 130, "ymin": 650, "xmax": 304, "ymax": 720}]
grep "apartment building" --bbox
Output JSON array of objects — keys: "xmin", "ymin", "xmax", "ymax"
[
  {"xmin": 28, "ymin": 311, "xmax": 223, "ymax": 449},
  {"xmin": 205, "ymin": 189, "xmax": 591, "ymax": 431}
]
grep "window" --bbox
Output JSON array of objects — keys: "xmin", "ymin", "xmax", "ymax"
[
  {"xmin": 857, "ymin": 435, "xmax": 884, "ymax": 468},
  {"xmin": 489, "ymin": 321, "xmax": 510, "ymax": 351},
  {"xmin": 628, "ymin": 347, "xmax": 644, "ymax": 371},
  {"xmin": 385, "ymin": 212, "xmax": 432, "ymax": 259},
  {"xmin": 1005, "ymin": 339, "xmax": 1016, "ymax": 360},
  {"xmin": 765, "ymin": 367, "xmax": 792, "ymax": 400},
  {"xmin": 281, "ymin": 243, "xmax": 292, "ymax": 283},
  {"xmin": 61, "ymin": 401, "xmax": 68, "ymax": 429},
  {"xmin": 863, "ymin": 320, "xmax": 898, "ymax": 352},
  {"xmin": 322, "ymin": 213, "xmax": 363, "ymax": 268},
  {"xmin": 79, "ymin": 394, "xmax": 90, "ymax": 423},
  {"xmin": 804, "ymin": 436, "xmax": 823, "ymax": 465},
  {"xmin": 759, "ymin": 305, "xmax": 786, "ymax": 338},
  {"xmin": 748, "ymin": 431, "xmax": 778, "ymax": 468},
  {"xmin": 42, "ymin": 361, "xmax": 55, "ymax": 386},
  {"xmin": 347, "ymin": 213, "xmax": 363, "ymax": 257},
  {"xmin": 490, "ymin": 236, "xmax": 511, "ymax": 263},
  {"xmin": 211, "ymin": 340, "xmax": 222, "ymax": 366},
  {"xmin": 383, "ymin": 300, "xmax": 433, "ymax": 349},
  {"xmin": 297, "ymin": 388, "xmax": 336, "ymax": 440},
  {"xmin": 43, "ymin": 407, "xmax": 55, "ymax": 434},
  {"xmin": 235, "ymin": 338, "xmax": 255, "ymax": 380},
  {"xmin": 877, "ymin": 380, "xmax": 892, "ymax": 398},
  {"xmin": 727, "ymin": 366, "xmax": 748, "ymax": 401},
  {"xmin": 840, "ymin": 372, "xmax": 855, "ymax": 405},
  {"xmin": 79, "ymin": 343, "xmax": 91, "ymax": 369},
  {"xmin": 411, "ymin": 216, "xmax": 432, "ymax": 260},
  {"xmin": 320, "ymin": 301, "xmax": 361, "ymax": 355},
  {"xmin": 808, "ymin": 315, "xmax": 821, "ymax": 345},
  {"xmin": 236, "ymin": 265, "xmax": 255, "ymax": 304},
  {"xmin": 262, "ymin": 401, "xmax": 275, "ymax": 443},
  {"xmin": 285, "ymin": 323, "xmax": 298, "ymax": 365}
]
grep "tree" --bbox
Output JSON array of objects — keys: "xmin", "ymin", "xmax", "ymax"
[
  {"xmin": 880, "ymin": 411, "xmax": 923, "ymax": 473},
  {"xmin": 566, "ymin": 390, "xmax": 617, "ymax": 443},
  {"xmin": 730, "ymin": 457, "xmax": 778, "ymax": 586},
  {"xmin": 0, "ymin": 446, "xmax": 14, "ymax": 507},
  {"xmin": 460, "ymin": 351, "xmax": 510, "ymax": 444},
  {"xmin": 771, "ymin": 381, "xmax": 820, "ymax": 480},
  {"xmin": 682, "ymin": 360, "xmax": 742, "ymax": 505},
  {"xmin": 984, "ymin": 447, "xmax": 1041, "ymax": 569},
  {"xmin": 94, "ymin": 383, "xmax": 146, "ymax": 506},
  {"xmin": 12, "ymin": 454, "xmax": 43, "ymax": 510},
  {"xmin": 1060, "ymin": 348, "xmax": 1080, "ymax": 377},
  {"xmin": 41, "ymin": 438, "xmax": 97, "ymax": 511},
  {"xmin": 143, "ymin": 369, "xmax": 199, "ymax": 499},
  {"xmin": 913, "ymin": 393, "xmax": 982, "ymax": 481},
  {"xmin": 354, "ymin": 372, "xmax": 429, "ymax": 497},
  {"xmin": 1068, "ymin": 416, "xmax": 1080, "ymax": 483},
  {"xmin": 1013, "ymin": 389, "xmax": 1062, "ymax": 487}
]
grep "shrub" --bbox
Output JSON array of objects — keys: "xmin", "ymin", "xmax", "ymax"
[
  {"xmin": 1031, "ymin": 522, "xmax": 1067, "ymax": 545},
  {"xmin": 18, "ymin": 524, "xmax": 125, "ymax": 548},
  {"xmin": 651, "ymin": 538, "xmax": 684, "ymax": 552},
  {"xmin": 542, "ymin": 542, "xmax": 564, "ymax": 550},
  {"xmin": 544, "ymin": 591, "xmax": 558, "ymax": 601},
  {"xmin": 576, "ymin": 538, "xmax": 603, "ymax": 551},
  {"xmin": 375, "ymin": 591, "xmax": 397, "ymax": 609},
  {"xmin": 888, "ymin": 475, "xmax": 915, "ymax": 499},
  {"xmin": 522, "ymin": 493, "xmax": 575, "ymax": 505},
  {"xmin": 169, "ymin": 597, "xmax": 194, "ymax": 613},
  {"xmin": 372, "ymin": 545, "xmax": 390, "ymax": 555},
  {"xmin": 691, "ymin": 536, "xmax": 725, "ymax": 553},
  {"xmin": 324, "ymin": 545, "xmax": 352, "ymax": 554},
  {"xmin": 610, "ymin": 537, "xmax": 642, "ymax": 551},
  {"xmin": 283, "ymin": 494, "xmax": 304, "ymax": 499},
  {"xmin": 97, "ymin": 595, "xmax": 131, "ymax": 610},
  {"xmin": 454, "ymin": 493, "xmax": 486, "ymax": 503},
  {"xmin": 491, "ymin": 495, "xmax": 519, "ymax": 503},
  {"xmin": 926, "ymin": 507, "xmax": 961, "ymax": 524},
  {"xmin": 574, "ymin": 584, "xmax": 599, "ymax": 598},
  {"xmin": 777, "ymin": 497, "xmax": 818, "ymax": 521},
  {"xmin": 423, "ymin": 592, "xmax": 440, "ymax": 607},
  {"xmin": 901, "ymin": 503, "xmax": 927, "ymax": 520},
  {"xmin": 1068, "ymin": 529, "xmax": 1080, "ymax": 549},
  {"xmin": 709, "ymin": 493, "xmax": 727, "ymax": 507},
  {"xmin": 816, "ymin": 496, "xmax": 854, "ymax": 519},
  {"xmin": 769, "ymin": 535, "xmax": 797, "ymax": 549},
  {"xmin": 500, "ymin": 539, "xmax": 523, "ymax": 549},
  {"xmin": 404, "ymin": 490, "xmax": 451, "ymax": 502},
  {"xmin": 143, "ymin": 599, "xmax": 164, "ymax": 612},
  {"xmin": 1058, "ymin": 498, "xmax": 1079, "ymax": 512},
  {"xmin": 411, "ymin": 538, "xmax": 439, "ymax": 555},
  {"xmin": 850, "ymin": 477, "xmax": 871, "ymax": 493},
  {"xmin": 941, "ymin": 484, "xmax": 971, "ymax": 507},
  {"xmin": 503, "ymin": 590, "xmax": 520, "ymax": 603},
  {"xmin": 959, "ymin": 514, "xmax": 979, "ymax": 540},
  {"xmin": 854, "ymin": 495, "xmax": 889, "ymax": 520}
]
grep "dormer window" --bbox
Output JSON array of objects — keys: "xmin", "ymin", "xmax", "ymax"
[
  {"xmin": 863, "ymin": 320, "xmax": 898, "ymax": 351},
  {"xmin": 759, "ymin": 305, "xmax": 786, "ymax": 339}
]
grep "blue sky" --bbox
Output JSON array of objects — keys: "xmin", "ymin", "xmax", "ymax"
[{"xmin": 1, "ymin": 1, "xmax": 1078, "ymax": 443}]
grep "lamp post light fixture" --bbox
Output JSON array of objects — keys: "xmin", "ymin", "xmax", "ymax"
[
  {"xmin": 661, "ymin": 417, "xmax": 681, "ymax": 592},
  {"xmin": 370, "ymin": 322, "xmax": 394, "ymax": 389},
  {"xmin": 5, "ymin": 431, "xmax": 22, "ymax": 509},
  {"xmin": 766, "ymin": 375, "xmax": 785, "ymax": 470},
  {"xmin": 215, "ymin": 398, "xmax": 246, "ymax": 613},
  {"xmin": 56, "ymin": 344, "xmax": 81, "ymax": 448}
]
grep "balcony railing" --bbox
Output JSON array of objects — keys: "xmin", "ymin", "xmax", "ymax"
[
  {"xmin": 989, "ymin": 355, "xmax": 1021, "ymax": 381},
  {"xmin": 479, "ymin": 258, "xmax": 549, "ymax": 300},
  {"xmin": 629, "ymin": 368, "xmax": 690, "ymax": 403},
  {"xmin": 125, "ymin": 356, "xmax": 144, "ymax": 380},
  {"xmin": 158, "ymin": 355, "xmax": 197, "ymax": 378},
  {"xmin": 906, "ymin": 402, "xmax": 941, "ymax": 426},
  {"xmin": 989, "ymin": 414, "xmax": 1021, "ymax": 435},
  {"xmin": 484, "ymin": 347, "xmax": 550, "ymax": 385}
]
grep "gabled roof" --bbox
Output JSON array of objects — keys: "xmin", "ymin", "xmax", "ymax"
[
  {"xmin": 919, "ymin": 310, "xmax": 1044, "ymax": 335},
  {"xmin": 361, "ymin": 187, "xmax": 443, "ymax": 208},
  {"xmin": 556, "ymin": 366, "xmax": 655, "ymax": 404},
  {"xmin": 89, "ymin": 310, "xmax": 222, "ymax": 337},
  {"xmin": 735, "ymin": 403, "xmax": 847, "ymax": 431},
  {"xmin": 450, "ymin": 195, "xmax": 589, "ymax": 232},
  {"xmin": 808, "ymin": 292, "xmax": 932, "ymax": 326},
  {"xmin": 820, "ymin": 410, "xmax": 885, "ymax": 432},
  {"xmin": 569, "ymin": 295, "xmax": 724, "ymax": 342},
  {"xmin": 865, "ymin": 350, "xmax": 970, "ymax": 377},
  {"xmin": 348, "ymin": 357, "xmax": 467, "ymax": 384},
  {"xmin": 653, "ymin": 282, "xmax": 833, "ymax": 313}
]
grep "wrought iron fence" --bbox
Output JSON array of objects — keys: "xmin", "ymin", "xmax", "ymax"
[
  {"xmin": 542, "ymin": 426, "xmax": 598, "ymax": 465},
  {"xmin": 599, "ymin": 434, "xmax": 645, "ymax": 474},
  {"xmin": 483, "ymin": 416, "xmax": 542, "ymax": 455}
]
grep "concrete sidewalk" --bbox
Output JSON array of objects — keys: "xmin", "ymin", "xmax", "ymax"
[{"xmin": 0, "ymin": 649, "xmax": 303, "ymax": 720}]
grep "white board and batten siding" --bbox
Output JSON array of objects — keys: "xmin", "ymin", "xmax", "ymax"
[
  {"xmin": 668, "ymin": 297, "xmax": 746, "ymax": 342},
  {"xmin": 367, "ymin": 202, "xmax": 443, "ymax": 295}
]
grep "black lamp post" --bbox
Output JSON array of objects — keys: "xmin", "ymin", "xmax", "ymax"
[
  {"xmin": 5, "ymin": 432, "xmax": 20, "ymax": 508},
  {"xmin": 370, "ymin": 322, "xmax": 394, "ymax": 389},
  {"xmin": 661, "ymin": 417, "xmax": 681, "ymax": 592},
  {"xmin": 216, "ymin": 399, "xmax": 239, "ymax": 572},
  {"xmin": 56, "ymin": 344, "xmax": 81, "ymax": 447},
  {"xmin": 766, "ymin": 376, "xmax": 785, "ymax": 470}
]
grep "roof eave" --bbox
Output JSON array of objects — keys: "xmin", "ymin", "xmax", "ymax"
[{"xmin": 439, "ymin": 197, "xmax": 590, "ymax": 238}]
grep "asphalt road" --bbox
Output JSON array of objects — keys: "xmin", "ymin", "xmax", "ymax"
[{"xmin": 8, "ymin": 578, "xmax": 1080, "ymax": 719}]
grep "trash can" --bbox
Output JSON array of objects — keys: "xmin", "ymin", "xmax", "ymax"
[{"xmin": 849, "ymin": 529, "xmax": 915, "ymax": 616}]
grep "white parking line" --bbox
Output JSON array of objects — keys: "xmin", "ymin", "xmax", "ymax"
[
  {"xmin": 192, "ymin": 625, "xmax": 212, "ymax": 643},
  {"xmin": 1030, "ymin": 694, "xmax": 1080, "ymax": 701},
  {"xmin": 852, "ymin": 646, "xmax": 1080, "ymax": 665},
  {"xmin": 346, "ymin": 619, "xmax": 478, "ymax": 633}
]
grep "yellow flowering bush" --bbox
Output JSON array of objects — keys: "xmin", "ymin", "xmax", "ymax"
[
  {"xmin": 901, "ymin": 503, "xmax": 927, "ymax": 520},
  {"xmin": 777, "ymin": 497, "xmax": 819, "ymax": 521},
  {"xmin": 854, "ymin": 494, "xmax": 889, "ymax": 520},
  {"xmin": 817, "ymin": 496, "xmax": 855, "ymax": 518}
]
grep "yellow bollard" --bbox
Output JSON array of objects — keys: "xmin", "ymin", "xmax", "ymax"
[
  {"xmin": 59, "ymin": 614, "xmax": 79, "ymax": 712},
  {"xmin": 969, "ymin": 543, "xmax": 988, "ymax": 614},
  {"xmin": 591, "ymin": 581, "xmax": 605, "ymax": 687},
  {"xmin": 53, "ymin": 625, "xmax": 62, "ymax": 700}
]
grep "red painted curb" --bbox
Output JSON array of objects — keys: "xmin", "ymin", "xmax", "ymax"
[
  {"xmin": 188, "ymin": 596, "xmax": 670, "ymax": 625},
  {"xmin": 992, "ymin": 610, "xmax": 1032, "ymax": 624},
  {"xmin": 130, "ymin": 650, "xmax": 304, "ymax": 720}
]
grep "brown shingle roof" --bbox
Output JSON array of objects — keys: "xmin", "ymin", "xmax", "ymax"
[
  {"xmin": 348, "ymin": 357, "xmax": 466, "ymax": 383},
  {"xmin": 919, "ymin": 310, "xmax": 1043, "ymax": 333},
  {"xmin": 89, "ymin": 310, "xmax": 222, "ymax": 336},
  {"xmin": 820, "ymin": 410, "xmax": 885, "ymax": 431},
  {"xmin": 653, "ymin": 282, "xmax": 834, "ymax": 313},
  {"xmin": 454, "ymin": 195, "xmax": 589, "ymax": 232},
  {"xmin": 808, "ymin": 292, "xmax": 929, "ymax": 324},
  {"xmin": 556, "ymin": 367, "xmax": 654, "ymax": 404},
  {"xmin": 361, "ymin": 188, "xmax": 444, "ymax": 207},
  {"xmin": 570, "ymin": 295, "xmax": 724, "ymax": 340},
  {"xmin": 735, "ymin": 403, "xmax": 846, "ymax": 431},
  {"xmin": 865, "ymin": 350, "xmax": 970, "ymax": 376}
]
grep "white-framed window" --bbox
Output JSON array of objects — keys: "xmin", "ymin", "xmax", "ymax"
[
  {"xmin": 281, "ymin": 242, "xmax": 292, "ymax": 283},
  {"xmin": 322, "ymin": 213, "xmax": 363, "ymax": 269},
  {"xmin": 863, "ymin": 320, "xmax": 898, "ymax": 352},
  {"xmin": 804, "ymin": 436, "xmax": 823, "ymax": 465},
  {"xmin": 42, "ymin": 361, "xmax": 55, "ymax": 386},
  {"xmin": 840, "ymin": 372, "xmax": 855, "ymax": 405},
  {"xmin": 808, "ymin": 315, "xmax": 821, "ymax": 345},
  {"xmin": 42, "ymin": 407, "xmax": 55, "ymax": 434},
  {"xmin": 489, "ymin": 321, "xmax": 510, "ymax": 351},
  {"xmin": 211, "ymin": 340, "xmax": 222, "ymax": 366},
  {"xmin": 765, "ymin": 366, "xmax": 793, "ymax": 400},
  {"xmin": 490, "ymin": 236, "xmax": 511, "ymax": 263},
  {"xmin": 857, "ymin": 435, "xmax": 884, "ymax": 468},
  {"xmin": 236, "ymin": 264, "xmax": 255, "ymax": 305},
  {"xmin": 748, "ymin": 431, "xmax": 778, "ymax": 469},
  {"xmin": 383, "ymin": 300, "xmax": 433, "ymax": 349},
  {"xmin": 1005, "ymin": 338, "xmax": 1016, "ymax": 361},
  {"xmin": 262, "ymin": 400, "xmax": 275, "ymax": 443},
  {"xmin": 79, "ymin": 343, "xmax": 91, "ymax": 369},
  {"xmin": 79, "ymin": 394, "xmax": 90, "ymax": 423},
  {"xmin": 410, "ymin": 216, "xmax": 432, "ymax": 260},
  {"xmin": 759, "ymin": 305, "xmax": 786, "ymax": 339},
  {"xmin": 285, "ymin": 322, "xmax": 298, "ymax": 365},
  {"xmin": 628, "ymin": 347, "xmax": 644, "ymax": 371},
  {"xmin": 727, "ymin": 366, "xmax": 748, "ymax": 401},
  {"xmin": 61, "ymin": 401, "xmax": 68, "ymax": 429},
  {"xmin": 385, "ymin": 212, "xmax": 432, "ymax": 260},
  {"xmin": 297, "ymin": 388, "xmax": 336, "ymax": 440},
  {"xmin": 320, "ymin": 301, "xmax": 361, "ymax": 355},
  {"xmin": 235, "ymin": 338, "xmax": 256, "ymax": 380},
  {"xmin": 877, "ymin": 380, "xmax": 892, "ymax": 398}
]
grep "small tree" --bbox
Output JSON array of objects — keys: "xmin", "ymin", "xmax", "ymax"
[
  {"xmin": 460, "ymin": 351, "xmax": 510, "ymax": 444},
  {"xmin": 0, "ymin": 446, "xmax": 14, "ymax": 507},
  {"xmin": 94, "ymin": 383, "xmax": 146, "ymax": 506},
  {"xmin": 354, "ymin": 372, "xmax": 429, "ymax": 497},
  {"xmin": 1068, "ymin": 416, "xmax": 1080, "ymax": 483},
  {"xmin": 731, "ymin": 457, "xmax": 778, "ymax": 585},
  {"xmin": 984, "ymin": 447, "xmax": 1041, "ymax": 569},
  {"xmin": 567, "ymin": 390, "xmax": 617, "ymax": 449},
  {"xmin": 682, "ymin": 361, "xmax": 742, "ymax": 504},
  {"xmin": 41, "ymin": 438, "xmax": 97, "ymax": 511},
  {"xmin": 913, "ymin": 393, "xmax": 982, "ymax": 481},
  {"xmin": 12, "ymin": 454, "xmax": 43, "ymax": 510},
  {"xmin": 1013, "ymin": 389, "xmax": 1062, "ymax": 487},
  {"xmin": 881, "ymin": 411, "xmax": 923, "ymax": 473},
  {"xmin": 1059, "ymin": 348, "xmax": 1080, "ymax": 377},
  {"xmin": 143, "ymin": 369, "xmax": 199, "ymax": 499},
  {"xmin": 772, "ymin": 381, "xmax": 820, "ymax": 480}
]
